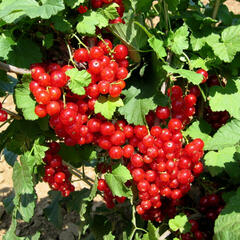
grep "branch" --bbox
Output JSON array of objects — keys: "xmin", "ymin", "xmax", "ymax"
[
  {"xmin": 0, "ymin": 61, "xmax": 30, "ymax": 75},
  {"xmin": 159, "ymin": 230, "xmax": 171, "ymax": 240},
  {"xmin": 2, "ymin": 108, "xmax": 22, "ymax": 120},
  {"xmin": 212, "ymin": 0, "xmax": 221, "ymax": 19}
]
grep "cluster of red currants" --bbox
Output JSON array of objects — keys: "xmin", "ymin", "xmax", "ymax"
[
  {"xmin": 204, "ymin": 107, "xmax": 230, "ymax": 129},
  {"xmin": 97, "ymin": 179, "xmax": 126, "ymax": 208},
  {"xmin": 74, "ymin": 40, "xmax": 129, "ymax": 98},
  {"xmin": 124, "ymin": 119, "xmax": 204, "ymax": 220},
  {"xmin": 181, "ymin": 219, "xmax": 205, "ymax": 240},
  {"xmin": 91, "ymin": 0, "xmax": 125, "ymax": 24},
  {"xmin": 199, "ymin": 193, "xmax": 224, "ymax": 221},
  {"xmin": 43, "ymin": 142, "xmax": 75, "ymax": 197},
  {"xmin": 0, "ymin": 102, "xmax": 7, "ymax": 122},
  {"xmin": 146, "ymin": 84, "xmax": 200, "ymax": 129}
]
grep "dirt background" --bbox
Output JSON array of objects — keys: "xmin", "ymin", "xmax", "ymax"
[{"xmin": 0, "ymin": 1, "xmax": 239, "ymax": 239}]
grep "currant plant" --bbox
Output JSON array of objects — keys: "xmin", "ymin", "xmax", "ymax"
[{"xmin": 0, "ymin": 0, "xmax": 240, "ymax": 239}]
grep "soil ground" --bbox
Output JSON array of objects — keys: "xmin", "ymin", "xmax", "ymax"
[{"xmin": 0, "ymin": 1, "xmax": 239, "ymax": 239}]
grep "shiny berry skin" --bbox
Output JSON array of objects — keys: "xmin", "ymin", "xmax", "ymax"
[
  {"xmin": 184, "ymin": 94, "xmax": 197, "ymax": 107},
  {"xmin": 137, "ymin": 180, "xmax": 150, "ymax": 192},
  {"xmin": 110, "ymin": 130, "xmax": 125, "ymax": 145},
  {"xmin": 168, "ymin": 118, "xmax": 182, "ymax": 133},
  {"xmin": 115, "ymin": 79, "xmax": 126, "ymax": 90},
  {"xmin": 90, "ymin": 46, "xmax": 104, "ymax": 60},
  {"xmin": 189, "ymin": 219, "xmax": 199, "ymax": 232},
  {"xmin": 109, "ymin": 146, "xmax": 123, "ymax": 159},
  {"xmin": 88, "ymin": 59, "xmax": 102, "ymax": 74},
  {"xmin": 59, "ymin": 108, "xmax": 77, "ymax": 125},
  {"xmin": 171, "ymin": 189, "xmax": 182, "ymax": 200},
  {"xmin": 49, "ymin": 142, "xmax": 61, "ymax": 154},
  {"xmin": 86, "ymin": 84, "xmax": 100, "ymax": 99},
  {"xmin": 193, "ymin": 138, "xmax": 204, "ymax": 150},
  {"xmin": 109, "ymin": 84, "xmax": 122, "ymax": 98},
  {"xmin": 98, "ymin": 39, "xmax": 113, "ymax": 54},
  {"xmin": 54, "ymin": 172, "xmax": 66, "ymax": 184},
  {"xmin": 50, "ymin": 71, "xmax": 67, "ymax": 87},
  {"xmin": 190, "ymin": 85, "xmax": 201, "ymax": 97},
  {"xmin": 49, "ymin": 87, "xmax": 61, "ymax": 100},
  {"xmin": 98, "ymin": 81, "xmax": 110, "ymax": 94},
  {"xmin": 196, "ymin": 69, "xmax": 208, "ymax": 83},
  {"xmin": 118, "ymin": 59, "xmax": 129, "ymax": 68},
  {"xmin": 47, "ymin": 63, "xmax": 61, "ymax": 73},
  {"xmin": 136, "ymin": 205, "xmax": 144, "ymax": 215},
  {"xmin": 142, "ymin": 135, "xmax": 154, "ymax": 147},
  {"xmin": 134, "ymin": 125, "xmax": 148, "ymax": 139},
  {"xmin": 123, "ymin": 144, "xmax": 134, "ymax": 158},
  {"xmin": 74, "ymin": 48, "xmax": 89, "ymax": 62},
  {"xmin": 31, "ymin": 66, "xmax": 45, "ymax": 81},
  {"xmin": 100, "ymin": 122, "xmax": 115, "ymax": 136},
  {"xmin": 35, "ymin": 104, "xmax": 47, "ymax": 118},
  {"xmin": 87, "ymin": 118, "xmax": 101, "ymax": 132},
  {"xmin": 101, "ymin": 67, "xmax": 115, "ymax": 82},
  {"xmin": 116, "ymin": 67, "xmax": 128, "ymax": 80},
  {"xmin": 194, "ymin": 230, "xmax": 204, "ymax": 240},
  {"xmin": 0, "ymin": 109, "xmax": 7, "ymax": 122},
  {"xmin": 177, "ymin": 169, "xmax": 192, "ymax": 184},
  {"xmin": 167, "ymin": 85, "xmax": 183, "ymax": 100},
  {"xmin": 109, "ymin": 61, "xmax": 119, "ymax": 73},
  {"xmin": 29, "ymin": 81, "xmax": 40, "ymax": 93},
  {"xmin": 46, "ymin": 101, "xmax": 61, "ymax": 116},
  {"xmin": 102, "ymin": 0, "xmax": 113, "ymax": 3},
  {"xmin": 37, "ymin": 73, "xmax": 50, "ymax": 87},
  {"xmin": 156, "ymin": 106, "xmax": 170, "ymax": 120},
  {"xmin": 131, "ymin": 154, "xmax": 144, "ymax": 168},
  {"xmin": 50, "ymin": 155, "xmax": 62, "ymax": 168},
  {"xmin": 114, "ymin": 45, "xmax": 128, "ymax": 60},
  {"xmin": 97, "ymin": 179, "xmax": 108, "ymax": 191},
  {"xmin": 35, "ymin": 90, "xmax": 51, "ymax": 105},
  {"xmin": 208, "ymin": 194, "xmax": 220, "ymax": 207}
]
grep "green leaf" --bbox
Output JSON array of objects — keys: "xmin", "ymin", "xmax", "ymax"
[
  {"xmin": 119, "ymin": 85, "xmax": 167, "ymax": 125},
  {"xmin": 103, "ymin": 232, "xmax": 115, "ymax": 240},
  {"xmin": 147, "ymin": 221, "xmax": 160, "ymax": 240},
  {"xmin": 42, "ymin": 33, "xmax": 54, "ymax": 49},
  {"xmin": 13, "ymin": 152, "xmax": 36, "ymax": 222},
  {"xmin": 166, "ymin": 0, "xmax": 180, "ymax": 12},
  {"xmin": 0, "ymin": 33, "xmax": 15, "ymax": 60},
  {"xmin": 66, "ymin": 68, "xmax": 91, "ymax": 95},
  {"xmin": 214, "ymin": 189, "xmax": 240, "ymax": 240},
  {"xmin": 105, "ymin": 164, "xmax": 132, "ymax": 198},
  {"xmin": 167, "ymin": 25, "xmax": 189, "ymax": 55},
  {"xmin": 209, "ymin": 79, "xmax": 240, "ymax": 119},
  {"xmin": 64, "ymin": 0, "xmax": 85, "ymax": 8},
  {"xmin": 0, "ymin": 0, "xmax": 65, "ymax": 23},
  {"xmin": 51, "ymin": 15, "xmax": 72, "ymax": 33},
  {"xmin": 44, "ymin": 191, "xmax": 63, "ymax": 228},
  {"xmin": 207, "ymin": 25, "xmax": 240, "ymax": 63},
  {"xmin": 205, "ymin": 119, "xmax": 240, "ymax": 151},
  {"xmin": 169, "ymin": 213, "xmax": 191, "ymax": 233},
  {"xmin": 33, "ymin": 138, "xmax": 48, "ymax": 165},
  {"xmin": 15, "ymin": 75, "xmax": 38, "ymax": 120},
  {"xmin": 59, "ymin": 144, "xmax": 97, "ymax": 167},
  {"xmin": 94, "ymin": 96, "xmax": 124, "ymax": 120},
  {"xmin": 3, "ymin": 148, "xmax": 17, "ymax": 167},
  {"xmin": 162, "ymin": 65, "xmax": 203, "ymax": 85},
  {"xmin": 148, "ymin": 37, "xmax": 167, "ymax": 59},
  {"xmin": 76, "ymin": 4, "xmax": 118, "ymax": 35},
  {"xmin": 204, "ymin": 147, "xmax": 236, "ymax": 177},
  {"xmin": 185, "ymin": 120, "xmax": 212, "ymax": 148},
  {"xmin": 8, "ymin": 38, "xmax": 42, "ymax": 68}
]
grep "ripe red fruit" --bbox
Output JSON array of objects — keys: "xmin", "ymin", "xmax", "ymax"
[
  {"xmin": 87, "ymin": 118, "xmax": 101, "ymax": 132},
  {"xmin": 123, "ymin": 144, "xmax": 134, "ymax": 158},
  {"xmin": 100, "ymin": 122, "xmax": 115, "ymax": 136},
  {"xmin": 35, "ymin": 90, "xmax": 51, "ymax": 105},
  {"xmin": 156, "ymin": 106, "xmax": 170, "ymax": 120},
  {"xmin": 47, "ymin": 63, "xmax": 61, "ymax": 73},
  {"xmin": 196, "ymin": 69, "xmax": 208, "ymax": 83},
  {"xmin": 91, "ymin": 0, "xmax": 103, "ymax": 9},
  {"xmin": 109, "ymin": 84, "xmax": 122, "ymax": 98},
  {"xmin": 98, "ymin": 39, "xmax": 113, "ymax": 54},
  {"xmin": 101, "ymin": 67, "xmax": 115, "ymax": 82},
  {"xmin": 167, "ymin": 85, "xmax": 183, "ymax": 100},
  {"xmin": 131, "ymin": 154, "xmax": 144, "ymax": 168},
  {"xmin": 184, "ymin": 94, "xmax": 197, "ymax": 107},
  {"xmin": 46, "ymin": 101, "xmax": 61, "ymax": 116},
  {"xmin": 90, "ymin": 46, "xmax": 104, "ymax": 60},
  {"xmin": 50, "ymin": 71, "xmax": 67, "ymax": 87},
  {"xmin": 98, "ymin": 81, "xmax": 110, "ymax": 94},
  {"xmin": 0, "ymin": 109, "xmax": 8, "ymax": 122},
  {"xmin": 77, "ymin": 5, "xmax": 88, "ymax": 14},
  {"xmin": 97, "ymin": 179, "xmax": 108, "ymax": 191},
  {"xmin": 168, "ymin": 118, "xmax": 182, "ymax": 133},
  {"xmin": 88, "ymin": 59, "xmax": 102, "ymax": 74},
  {"xmin": 49, "ymin": 87, "xmax": 61, "ymax": 100},
  {"xmin": 114, "ymin": 45, "xmax": 128, "ymax": 60},
  {"xmin": 31, "ymin": 66, "xmax": 45, "ymax": 81},
  {"xmin": 116, "ymin": 67, "xmax": 128, "ymax": 80},
  {"xmin": 74, "ymin": 48, "xmax": 89, "ymax": 62},
  {"xmin": 35, "ymin": 104, "xmax": 47, "ymax": 118},
  {"xmin": 109, "ymin": 146, "xmax": 123, "ymax": 159},
  {"xmin": 189, "ymin": 219, "xmax": 199, "ymax": 233},
  {"xmin": 137, "ymin": 180, "xmax": 150, "ymax": 192},
  {"xmin": 59, "ymin": 108, "xmax": 77, "ymax": 125},
  {"xmin": 110, "ymin": 130, "xmax": 125, "ymax": 145},
  {"xmin": 189, "ymin": 85, "xmax": 201, "ymax": 97},
  {"xmin": 54, "ymin": 172, "xmax": 66, "ymax": 184}
]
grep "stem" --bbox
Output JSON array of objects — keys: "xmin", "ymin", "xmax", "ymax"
[
  {"xmin": 212, "ymin": 0, "xmax": 221, "ymax": 19},
  {"xmin": 0, "ymin": 61, "xmax": 30, "ymax": 75},
  {"xmin": 159, "ymin": 230, "xmax": 171, "ymax": 240},
  {"xmin": 182, "ymin": 52, "xmax": 192, "ymax": 70},
  {"xmin": 72, "ymin": 33, "xmax": 89, "ymax": 50},
  {"xmin": 2, "ymin": 94, "xmax": 9, "ymax": 104},
  {"xmin": 65, "ymin": 40, "xmax": 77, "ymax": 67},
  {"xmin": 163, "ymin": 1, "xmax": 169, "ymax": 33},
  {"xmin": 2, "ymin": 108, "xmax": 22, "ymax": 120},
  {"xmin": 198, "ymin": 85, "xmax": 207, "ymax": 102},
  {"xmin": 62, "ymin": 88, "xmax": 66, "ymax": 108},
  {"xmin": 133, "ymin": 21, "xmax": 152, "ymax": 38}
]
